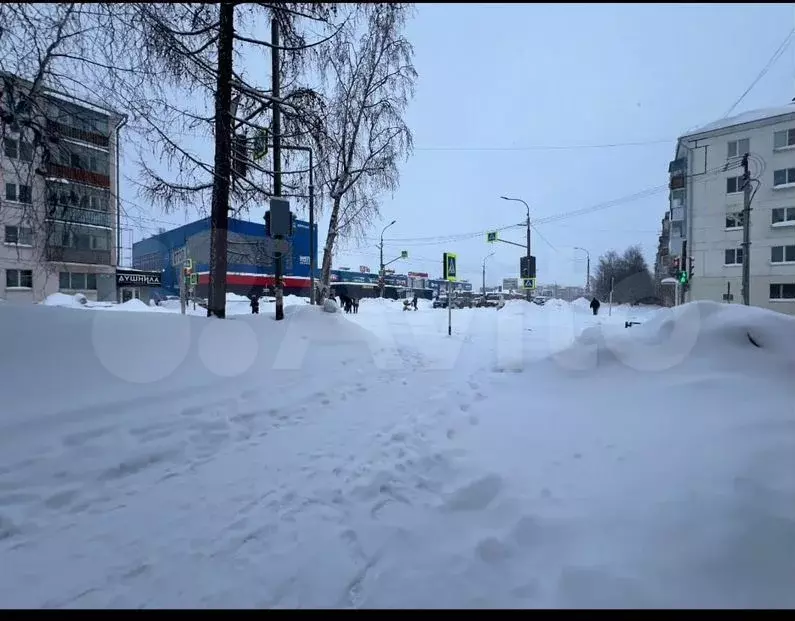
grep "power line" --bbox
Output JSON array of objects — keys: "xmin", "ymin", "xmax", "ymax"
[
  {"xmin": 723, "ymin": 26, "xmax": 795, "ymax": 118},
  {"xmin": 414, "ymin": 139, "xmax": 673, "ymax": 152}
]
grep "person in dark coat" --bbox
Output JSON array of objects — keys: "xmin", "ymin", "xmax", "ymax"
[
  {"xmin": 352, "ymin": 298, "xmax": 359, "ymax": 314},
  {"xmin": 250, "ymin": 294, "xmax": 260, "ymax": 314},
  {"xmin": 411, "ymin": 293, "xmax": 418, "ymax": 310},
  {"xmin": 590, "ymin": 297, "xmax": 601, "ymax": 316}
]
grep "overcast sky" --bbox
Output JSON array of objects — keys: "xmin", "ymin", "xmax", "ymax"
[{"xmin": 120, "ymin": 3, "xmax": 795, "ymax": 287}]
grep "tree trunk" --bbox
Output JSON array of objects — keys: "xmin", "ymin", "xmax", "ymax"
[
  {"xmin": 319, "ymin": 196, "xmax": 342, "ymax": 303},
  {"xmin": 207, "ymin": 2, "xmax": 235, "ymax": 319}
]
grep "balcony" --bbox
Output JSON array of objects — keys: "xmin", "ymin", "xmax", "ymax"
[
  {"xmin": 46, "ymin": 119, "xmax": 110, "ymax": 148},
  {"xmin": 47, "ymin": 204, "xmax": 113, "ymax": 228},
  {"xmin": 46, "ymin": 245, "xmax": 112, "ymax": 266},
  {"xmin": 47, "ymin": 162, "xmax": 110, "ymax": 189}
]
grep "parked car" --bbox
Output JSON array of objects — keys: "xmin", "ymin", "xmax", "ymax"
[{"xmin": 433, "ymin": 295, "xmax": 449, "ymax": 309}]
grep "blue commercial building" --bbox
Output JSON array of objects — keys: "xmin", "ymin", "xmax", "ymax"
[
  {"xmin": 132, "ymin": 216, "xmax": 316, "ymax": 297},
  {"xmin": 132, "ymin": 216, "xmax": 472, "ymax": 300}
]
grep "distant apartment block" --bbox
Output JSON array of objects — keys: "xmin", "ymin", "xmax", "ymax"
[
  {"xmin": 668, "ymin": 103, "xmax": 795, "ymax": 314},
  {"xmin": 0, "ymin": 72, "xmax": 126, "ymax": 302}
]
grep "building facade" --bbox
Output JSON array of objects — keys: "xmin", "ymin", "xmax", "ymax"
[
  {"xmin": 669, "ymin": 103, "xmax": 795, "ymax": 314},
  {"xmin": 133, "ymin": 216, "xmax": 318, "ymax": 298},
  {"xmin": 653, "ymin": 211, "xmax": 675, "ymax": 307},
  {"xmin": 0, "ymin": 73, "xmax": 126, "ymax": 303},
  {"xmin": 133, "ymin": 216, "xmax": 473, "ymax": 300}
]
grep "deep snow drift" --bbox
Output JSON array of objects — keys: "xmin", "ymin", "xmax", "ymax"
[{"xmin": 1, "ymin": 299, "xmax": 794, "ymax": 608}]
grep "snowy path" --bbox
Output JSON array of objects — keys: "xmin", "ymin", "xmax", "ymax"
[{"xmin": 1, "ymin": 300, "xmax": 795, "ymax": 608}]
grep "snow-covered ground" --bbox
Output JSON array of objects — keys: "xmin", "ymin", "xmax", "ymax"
[{"xmin": 1, "ymin": 296, "xmax": 794, "ymax": 608}]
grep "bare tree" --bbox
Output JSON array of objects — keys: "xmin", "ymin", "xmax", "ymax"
[{"xmin": 313, "ymin": 3, "xmax": 416, "ymax": 301}]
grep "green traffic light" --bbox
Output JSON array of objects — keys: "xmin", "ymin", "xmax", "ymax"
[{"xmin": 679, "ymin": 270, "xmax": 688, "ymax": 284}]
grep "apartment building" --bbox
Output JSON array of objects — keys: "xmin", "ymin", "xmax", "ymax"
[
  {"xmin": 653, "ymin": 212, "xmax": 675, "ymax": 307},
  {"xmin": 0, "ymin": 73, "xmax": 125, "ymax": 303},
  {"xmin": 669, "ymin": 102, "xmax": 795, "ymax": 314}
]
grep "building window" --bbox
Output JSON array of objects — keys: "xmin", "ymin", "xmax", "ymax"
[
  {"xmin": 18, "ymin": 185, "xmax": 31, "ymax": 204},
  {"xmin": 726, "ymin": 176, "xmax": 745, "ymax": 194},
  {"xmin": 4, "ymin": 225, "xmax": 33, "ymax": 246},
  {"xmin": 770, "ymin": 283, "xmax": 795, "ymax": 300},
  {"xmin": 725, "ymin": 212, "xmax": 744, "ymax": 229},
  {"xmin": 727, "ymin": 138, "xmax": 749, "ymax": 158},
  {"xmin": 3, "ymin": 137, "xmax": 18, "ymax": 159},
  {"xmin": 4, "ymin": 183, "xmax": 31, "ymax": 203},
  {"xmin": 773, "ymin": 168, "xmax": 795, "ymax": 187},
  {"xmin": 6, "ymin": 269, "xmax": 33, "ymax": 289},
  {"xmin": 59, "ymin": 271, "xmax": 98, "ymax": 290},
  {"xmin": 772, "ymin": 207, "xmax": 795, "ymax": 225},
  {"xmin": 774, "ymin": 128, "xmax": 795, "ymax": 150},
  {"xmin": 19, "ymin": 140, "xmax": 33, "ymax": 162},
  {"xmin": 725, "ymin": 248, "xmax": 744, "ymax": 265},
  {"xmin": 771, "ymin": 245, "xmax": 795, "ymax": 263}
]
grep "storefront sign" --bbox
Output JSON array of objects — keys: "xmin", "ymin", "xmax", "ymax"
[{"xmin": 116, "ymin": 269, "xmax": 162, "ymax": 287}]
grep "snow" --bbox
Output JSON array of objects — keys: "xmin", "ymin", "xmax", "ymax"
[
  {"xmin": 1, "ymin": 297, "xmax": 794, "ymax": 608},
  {"xmin": 683, "ymin": 103, "xmax": 795, "ymax": 137}
]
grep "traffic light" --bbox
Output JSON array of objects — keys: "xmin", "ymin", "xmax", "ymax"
[
  {"xmin": 678, "ymin": 269, "xmax": 688, "ymax": 285},
  {"xmin": 688, "ymin": 257, "xmax": 694, "ymax": 282}
]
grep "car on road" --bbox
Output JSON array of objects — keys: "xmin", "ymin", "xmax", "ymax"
[{"xmin": 433, "ymin": 294, "xmax": 449, "ymax": 309}]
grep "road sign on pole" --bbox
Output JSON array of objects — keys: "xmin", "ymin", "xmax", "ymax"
[
  {"xmin": 443, "ymin": 252, "xmax": 457, "ymax": 282},
  {"xmin": 486, "ymin": 231, "xmax": 498, "ymax": 243},
  {"xmin": 521, "ymin": 277, "xmax": 536, "ymax": 290}
]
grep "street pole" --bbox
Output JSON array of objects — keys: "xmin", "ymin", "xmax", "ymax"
[
  {"xmin": 741, "ymin": 153, "xmax": 752, "ymax": 306},
  {"xmin": 448, "ymin": 280, "xmax": 452, "ymax": 336},
  {"xmin": 609, "ymin": 275, "xmax": 614, "ymax": 316},
  {"xmin": 271, "ymin": 16, "xmax": 284, "ymax": 321},
  {"xmin": 379, "ymin": 220, "xmax": 396, "ymax": 298},
  {"xmin": 574, "ymin": 246, "xmax": 590, "ymax": 295},
  {"xmin": 500, "ymin": 196, "xmax": 531, "ymax": 301},
  {"xmin": 482, "ymin": 251, "xmax": 494, "ymax": 304}
]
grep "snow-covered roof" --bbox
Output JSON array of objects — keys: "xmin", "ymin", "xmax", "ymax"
[{"xmin": 682, "ymin": 103, "xmax": 795, "ymax": 139}]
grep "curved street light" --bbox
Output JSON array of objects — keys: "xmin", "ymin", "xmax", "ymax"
[
  {"xmin": 500, "ymin": 196, "xmax": 531, "ymax": 300},
  {"xmin": 573, "ymin": 246, "xmax": 591, "ymax": 295},
  {"xmin": 379, "ymin": 220, "xmax": 397, "ymax": 298}
]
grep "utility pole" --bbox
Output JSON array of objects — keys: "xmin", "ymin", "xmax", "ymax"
[
  {"xmin": 482, "ymin": 251, "xmax": 494, "ymax": 303},
  {"xmin": 379, "ymin": 220, "xmax": 396, "ymax": 298},
  {"xmin": 574, "ymin": 246, "xmax": 590, "ymax": 295},
  {"xmin": 741, "ymin": 153, "xmax": 752, "ymax": 306},
  {"xmin": 271, "ymin": 16, "xmax": 284, "ymax": 321},
  {"xmin": 500, "ymin": 196, "xmax": 532, "ymax": 301},
  {"xmin": 308, "ymin": 148, "xmax": 315, "ymax": 304},
  {"xmin": 206, "ymin": 2, "xmax": 235, "ymax": 319}
]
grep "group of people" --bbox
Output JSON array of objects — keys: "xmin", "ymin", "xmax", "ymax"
[{"xmin": 337, "ymin": 294, "xmax": 359, "ymax": 314}]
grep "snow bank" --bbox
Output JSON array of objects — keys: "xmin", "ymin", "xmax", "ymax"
[
  {"xmin": 41, "ymin": 292, "xmax": 88, "ymax": 308},
  {"xmin": 1, "ymin": 300, "xmax": 794, "ymax": 608}
]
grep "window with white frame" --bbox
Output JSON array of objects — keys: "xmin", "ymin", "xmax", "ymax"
[
  {"xmin": 4, "ymin": 225, "xmax": 33, "ymax": 246},
  {"xmin": 6, "ymin": 269, "xmax": 33, "ymax": 289},
  {"xmin": 3, "ymin": 137, "xmax": 33, "ymax": 162},
  {"xmin": 4, "ymin": 183, "xmax": 31, "ymax": 203},
  {"xmin": 727, "ymin": 138, "xmax": 750, "ymax": 158},
  {"xmin": 774, "ymin": 128, "xmax": 795, "ymax": 150},
  {"xmin": 774, "ymin": 168, "xmax": 795, "ymax": 187},
  {"xmin": 771, "ymin": 245, "xmax": 795, "ymax": 263},
  {"xmin": 725, "ymin": 212, "xmax": 744, "ymax": 229},
  {"xmin": 59, "ymin": 271, "xmax": 97, "ymax": 290},
  {"xmin": 772, "ymin": 207, "xmax": 795, "ymax": 225},
  {"xmin": 770, "ymin": 283, "xmax": 795, "ymax": 300},
  {"xmin": 725, "ymin": 248, "xmax": 744, "ymax": 265},
  {"xmin": 726, "ymin": 175, "xmax": 745, "ymax": 194}
]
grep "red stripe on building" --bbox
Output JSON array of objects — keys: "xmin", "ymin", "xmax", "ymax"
[{"xmin": 196, "ymin": 273, "xmax": 310, "ymax": 288}]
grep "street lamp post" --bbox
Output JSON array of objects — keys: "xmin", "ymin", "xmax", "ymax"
[
  {"xmin": 379, "ymin": 219, "xmax": 396, "ymax": 298},
  {"xmin": 482, "ymin": 251, "xmax": 495, "ymax": 304},
  {"xmin": 500, "ymin": 195, "xmax": 531, "ymax": 300},
  {"xmin": 573, "ymin": 246, "xmax": 591, "ymax": 296}
]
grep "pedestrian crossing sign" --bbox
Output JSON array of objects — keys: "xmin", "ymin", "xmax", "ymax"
[
  {"xmin": 521, "ymin": 278, "xmax": 536, "ymax": 290},
  {"xmin": 443, "ymin": 252, "xmax": 457, "ymax": 282}
]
